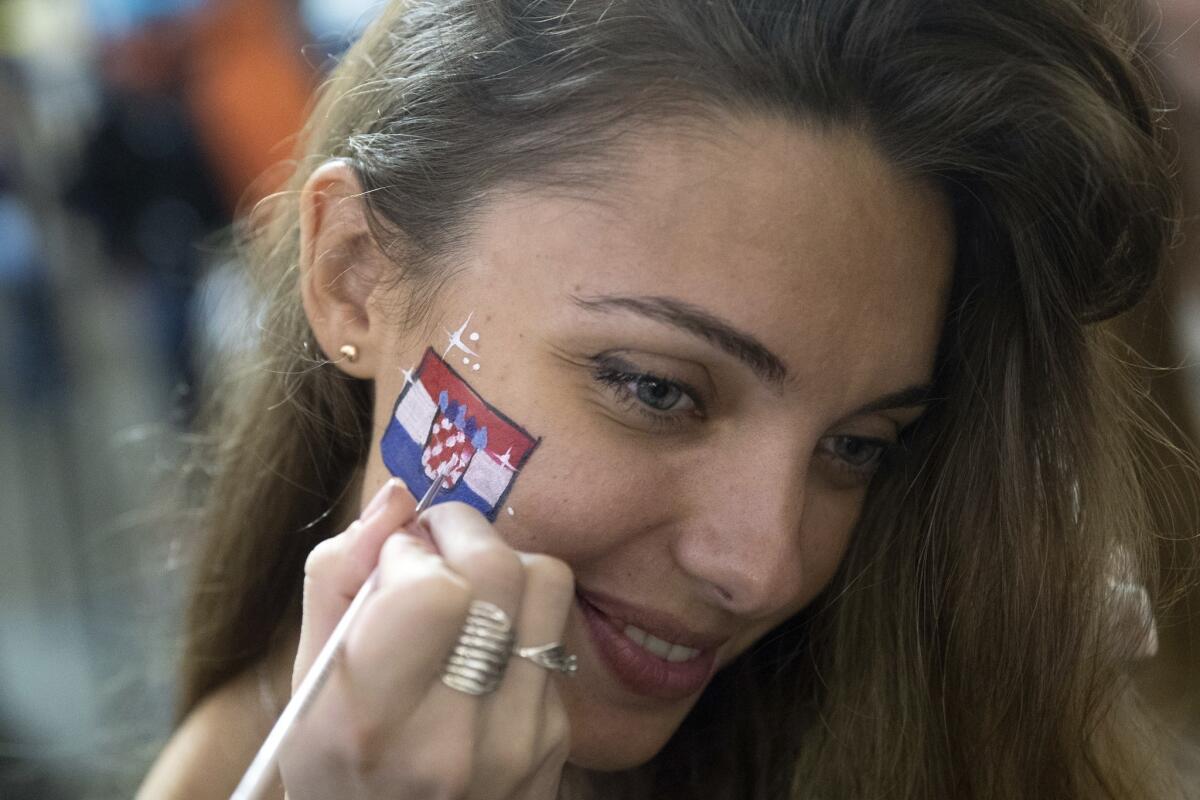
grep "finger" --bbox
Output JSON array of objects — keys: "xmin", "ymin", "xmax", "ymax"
[
  {"xmin": 501, "ymin": 553, "xmax": 575, "ymax": 688},
  {"xmin": 472, "ymin": 553, "xmax": 575, "ymax": 796},
  {"xmin": 412, "ymin": 503, "xmax": 525, "ymax": 721},
  {"xmin": 344, "ymin": 478, "xmax": 420, "ymax": 578},
  {"xmin": 294, "ymin": 478, "xmax": 419, "ymax": 685},
  {"xmin": 415, "ymin": 502, "xmax": 526, "ymax": 624},
  {"xmin": 361, "ymin": 475, "xmax": 399, "ymax": 518},
  {"xmin": 331, "ymin": 534, "xmax": 477, "ymax": 759}
]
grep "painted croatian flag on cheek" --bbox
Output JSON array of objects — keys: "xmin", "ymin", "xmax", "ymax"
[{"xmin": 381, "ymin": 348, "xmax": 539, "ymax": 521}]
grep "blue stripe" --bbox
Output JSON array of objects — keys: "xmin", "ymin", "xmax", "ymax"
[{"xmin": 381, "ymin": 419, "xmax": 500, "ymax": 522}]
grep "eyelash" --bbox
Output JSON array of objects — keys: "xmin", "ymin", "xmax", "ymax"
[
  {"xmin": 589, "ymin": 355, "xmax": 897, "ymax": 483},
  {"xmin": 816, "ymin": 435, "xmax": 893, "ymax": 486},
  {"xmin": 591, "ymin": 361, "xmax": 704, "ymax": 431}
]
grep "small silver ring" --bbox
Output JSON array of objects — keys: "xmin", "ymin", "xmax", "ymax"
[{"xmin": 514, "ymin": 643, "xmax": 578, "ymax": 676}]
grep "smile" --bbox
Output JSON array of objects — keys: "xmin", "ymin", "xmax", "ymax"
[
  {"xmin": 574, "ymin": 587, "xmax": 727, "ymax": 700},
  {"xmin": 619, "ymin": 625, "xmax": 703, "ymax": 662}
]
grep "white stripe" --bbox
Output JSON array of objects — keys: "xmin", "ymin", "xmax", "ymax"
[
  {"xmin": 462, "ymin": 451, "xmax": 514, "ymax": 505},
  {"xmin": 395, "ymin": 381, "xmax": 437, "ymax": 442}
]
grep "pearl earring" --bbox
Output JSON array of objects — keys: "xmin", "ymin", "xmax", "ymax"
[{"xmin": 339, "ymin": 344, "xmax": 359, "ymax": 363}]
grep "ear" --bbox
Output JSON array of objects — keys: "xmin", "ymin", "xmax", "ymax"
[{"xmin": 299, "ymin": 159, "xmax": 391, "ymax": 379}]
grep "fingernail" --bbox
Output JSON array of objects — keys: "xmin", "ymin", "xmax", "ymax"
[{"xmin": 361, "ymin": 478, "xmax": 398, "ymax": 519}]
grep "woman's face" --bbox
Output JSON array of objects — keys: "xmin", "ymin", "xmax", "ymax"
[{"xmin": 357, "ymin": 116, "xmax": 954, "ymax": 769}]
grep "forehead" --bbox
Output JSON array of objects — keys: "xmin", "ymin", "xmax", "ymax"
[{"xmin": 467, "ymin": 114, "xmax": 954, "ymax": 395}]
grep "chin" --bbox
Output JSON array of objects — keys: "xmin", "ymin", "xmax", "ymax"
[
  {"xmin": 565, "ymin": 720, "xmax": 678, "ymax": 772},
  {"xmin": 567, "ymin": 747, "xmax": 658, "ymax": 773}
]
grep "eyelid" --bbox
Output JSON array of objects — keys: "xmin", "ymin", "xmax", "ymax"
[
  {"xmin": 829, "ymin": 398, "xmax": 930, "ymax": 441},
  {"xmin": 883, "ymin": 410, "xmax": 930, "ymax": 443},
  {"xmin": 589, "ymin": 352, "xmax": 709, "ymax": 412},
  {"xmin": 838, "ymin": 407, "xmax": 924, "ymax": 444},
  {"xmin": 589, "ymin": 353, "xmax": 708, "ymax": 430},
  {"xmin": 816, "ymin": 434, "xmax": 892, "ymax": 485}
]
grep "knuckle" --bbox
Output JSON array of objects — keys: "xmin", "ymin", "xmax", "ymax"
[
  {"xmin": 380, "ymin": 532, "xmax": 434, "ymax": 561},
  {"xmin": 419, "ymin": 501, "xmax": 482, "ymax": 530},
  {"xmin": 341, "ymin": 716, "xmax": 387, "ymax": 773},
  {"xmin": 341, "ymin": 720, "xmax": 475, "ymax": 797},
  {"xmin": 459, "ymin": 546, "xmax": 524, "ymax": 590},
  {"xmin": 303, "ymin": 537, "xmax": 342, "ymax": 582},
  {"xmin": 387, "ymin": 566, "xmax": 473, "ymax": 615},
  {"xmin": 523, "ymin": 554, "xmax": 576, "ymax": 597},
  {"xmin": 490, "ymin": 732, "xmax": 537, "ymax": 781},
  {"xmin": 376, "ymin": 534, "xmax": 440, "ymax": 579},
  {"xmin": 545, "ymin": 706, "xmax": 572, "ymax": 753},
  {"xmin": 547, "ymin": 734, "xmax": 571, "ymax": 767},
  {"xmin": 424, "ymin": 571, "xmax": 475, "ymax": 620},
  {"xmin": 370, "ymin": 568, "xmax": 473, "ymax": 634}
]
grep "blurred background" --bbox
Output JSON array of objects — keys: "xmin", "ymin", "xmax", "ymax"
[
  {"xmin": 0, "ymin": 0, "xmax": 1196, "ymax": 798},
  {"xmin": 0, "ymin": 0, "xmax": 382, "ymax": 796}
]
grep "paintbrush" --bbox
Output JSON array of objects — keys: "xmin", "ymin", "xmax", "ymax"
[{"xmin": 230, "ymin": 471, "xmax": 447, "ymax": 800}]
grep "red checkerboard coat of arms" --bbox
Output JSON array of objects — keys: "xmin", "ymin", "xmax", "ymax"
[{"xmin": 420, "ymin": 394, "xmax": 484, "ymax": 489}]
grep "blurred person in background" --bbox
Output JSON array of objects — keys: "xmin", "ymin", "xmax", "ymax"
[
  {"xmin": 0, "ymin": 46, "xmax": 84, "ymax": 800},
  {"xmin": 66, "ymin": 12, "xmax": 228, "ymax": 411},
  {"xmin": 0, "ymin": 0, "xmax": 369, "ymax": 796},
  {"xmin": 185, "ymin": 0, "xmax": 316, "ymax": 212},
  {"xmin": 0, "ymin": 96, "xmax": 68, "ymax": 413},
  {"xmin": 67, "ymin": 0, "xmax": 318, "ymax": 413}
]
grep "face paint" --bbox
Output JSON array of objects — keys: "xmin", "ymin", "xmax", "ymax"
[
  {"xmin": 443, "ymin": 312, "xmax": 479, "ymax": 360},
  {"xmin": 381, "ymin": 347, "xmax": 539, "ymax": 521}
]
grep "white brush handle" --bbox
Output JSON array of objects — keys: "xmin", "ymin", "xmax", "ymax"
[
  {"xmin": 230, "ymin": 471, "xmax": 446, "ymax": 800},
  {"xmin": 230, "ymin": 566, "xmax": 380, "ymax": 800}
]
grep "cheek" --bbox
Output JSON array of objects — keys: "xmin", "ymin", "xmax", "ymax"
[
  {"xmin": 798, "ymin": 494, "xmax": 859, "ymax": 591},
  {"xmin": 494, "ymin": 434, "xmax": 669, "ymax": 560},
  {"xmin": 484, "ymin": 373, "xmax": 692, "ymax": 560}
]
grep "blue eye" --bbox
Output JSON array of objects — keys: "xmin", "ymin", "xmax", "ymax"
[
  {"xmin": 590, "ymin": 355, "xmax": 702, "ymax": 425},
  {"xmin": 833, "ymin": 436, "xmax": 885, "ymax": 467},
  {"xmin": 633, "ymin": 376, "xmax": 691, "ymax": 412},
  {"xmin": 818, "ymin": 435, "xmax": 891, "ymax": 485}
]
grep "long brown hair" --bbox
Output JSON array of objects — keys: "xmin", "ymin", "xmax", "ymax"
[{"xmin": 179, "ymin": 1, "xmax": 1191, "ymax": 796}]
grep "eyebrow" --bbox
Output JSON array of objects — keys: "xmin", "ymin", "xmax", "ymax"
[
  {"xmin": 572, "ymin": 292, "xmax": 936, "ymax": 416},
  {"xmin": 572, "ymin": 293, "xmax": 788, "ymax": 385},
  {"xmin": 846, "ymin": 384, "xmax": 935, "ymax": 419}
]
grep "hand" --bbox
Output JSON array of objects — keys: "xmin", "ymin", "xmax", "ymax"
[{"xmin": 279, "ymin": 479, "xmax": 575, "ymax": 799}]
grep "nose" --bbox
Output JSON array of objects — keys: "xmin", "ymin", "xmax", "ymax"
[{"xmin": 669, "ymin": 441, "xmax": 810, "ymax": 617}]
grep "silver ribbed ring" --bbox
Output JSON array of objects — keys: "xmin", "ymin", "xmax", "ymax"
[{"xmin": 440, "ymin": 600, "xmax": 515, "ymax": 696}]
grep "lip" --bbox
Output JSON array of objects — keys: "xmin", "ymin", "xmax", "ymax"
[
  {"xmin": 576, "ymin": 587, "xmax": 732, "ymax": 650},
  {"xmin": 575, "ymin": 589, "xmax": 727, "ymax": 701}
]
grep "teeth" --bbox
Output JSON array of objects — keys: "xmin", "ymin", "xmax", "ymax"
[
  {"xmin": 621, "ymin": 624, "xmax": 701, "ymax": 662},
  {"xmin": 643, "ymin": 633, "xmax": 673, "ymax": 659},
  {"xmin": 622, "ymin": 625, "xmax": 647, "ymax": 646},
  {"xmin": 665, "ymin": 643, "xmax": 696, "ymax": 662}
]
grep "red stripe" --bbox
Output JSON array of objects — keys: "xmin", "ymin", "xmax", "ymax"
[{"xmin": 415, "ymin": 349, "xmax": 536, "ymax": 463}]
